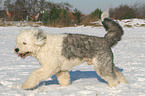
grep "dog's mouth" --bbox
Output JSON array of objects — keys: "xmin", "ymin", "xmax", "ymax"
[{"xmin": 18, "ymin": 52, "xmax": 31, "ymax": 58}]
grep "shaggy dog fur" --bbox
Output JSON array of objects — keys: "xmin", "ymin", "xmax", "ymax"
[{"xmin": 15, "ymin": 11, "xmax": 127, "ymax": 89}]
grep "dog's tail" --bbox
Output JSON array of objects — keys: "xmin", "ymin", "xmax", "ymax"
[{"xmin": 101, "ymin": 10, "xmax": 124, "ymax": 47}]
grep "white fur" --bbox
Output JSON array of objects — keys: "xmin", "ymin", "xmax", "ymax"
[{"xmin": 15, "ymin": 29, "xmax": 87, "ymax": 89}]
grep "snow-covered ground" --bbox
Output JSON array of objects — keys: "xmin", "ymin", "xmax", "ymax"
[{"xmin": 0, "ymin": 19, "xmax": 145, "ymax": 96}]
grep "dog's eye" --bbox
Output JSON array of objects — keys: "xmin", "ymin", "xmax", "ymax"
[{"xmin": 23, "ymin": 42, "xmax": 27, "ymax": 45}]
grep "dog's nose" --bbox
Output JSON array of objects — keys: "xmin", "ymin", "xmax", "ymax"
[{"xmin": 15, "ymin": 48, "xmax": 19, "ymax": 52}]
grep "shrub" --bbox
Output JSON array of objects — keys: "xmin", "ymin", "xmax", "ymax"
[
  {"xmin": 90, "ymin": 8, "xmax": 102, "ymax": 20},
  {"xmin": 110, "ymin": 5, "xmax": 137, "ymax": 19},
  {"xmin": 81, "ymin": 8, "xmax": 102, "ymax": 26},
  {"xmin": 42, "ymin": 12, "xmax": 49, "ymax": 25}
]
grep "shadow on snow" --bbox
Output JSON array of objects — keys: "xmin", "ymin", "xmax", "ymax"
[{"xmin": 36, "ymin": 67, "xmax": 123, "ymax": 88}]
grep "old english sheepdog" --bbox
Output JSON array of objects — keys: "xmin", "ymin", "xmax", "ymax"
[{"xmin": 15, "ymin": 11, "xmax": 127, "ymax": 89}]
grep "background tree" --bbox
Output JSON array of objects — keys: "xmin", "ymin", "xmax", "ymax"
[
  {"xmin": 73, "ymin": 8, "xmax": 83, "ymax": 24},
  {"xmin": 57, "ymin": 3, "xmax": 72, "ymax": 26},
  {"xmin": 42, "ymin": 2, "xmax": 73, "ymax": 26},
  {"xmin": 110, "ymin": 4, "xmax": 137, "ymax": 19},
  {"xmin": 4, "ymin": 0, "xmax": 28, "ymax": 20},
  {"xmin": 80, "ymin": 8, "xmax": 102, "ymax": 26},
  {"xmin": 133, "ymin": 3, "xmax": 145, "ymax": 18},
  {"xmin": 49, "ymin": 5, "xmax": 61, "ymax": 26},
  {"xmin": 90, "ymin": 8, "xmax": 102, "ymax": 20},
  {"xmin": 42, "ymin": 11, "xmax": 49, "ymax": 25}
]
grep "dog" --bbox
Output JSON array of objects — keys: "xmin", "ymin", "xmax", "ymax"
[{"xmin": 14, "ymin": 11, "xmax": 127, "ymax": 89}]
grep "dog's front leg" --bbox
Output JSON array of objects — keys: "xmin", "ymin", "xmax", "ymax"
[
  {"xmin": 56, "ymin": 70, "xmax": 70, "ymax": 86},
  {"xmin": 22, "ymin": 67, "xmax": 55, "ymax": 90}
]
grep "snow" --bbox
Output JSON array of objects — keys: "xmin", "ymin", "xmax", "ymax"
[{"xmin": 0, "ymin": 19, "xmax": 145, "ymax": 96}]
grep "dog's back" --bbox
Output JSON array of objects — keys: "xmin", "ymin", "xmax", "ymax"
[{"xmin": 62, "ymin": 34, "xmax": 109, "ymax": 60}]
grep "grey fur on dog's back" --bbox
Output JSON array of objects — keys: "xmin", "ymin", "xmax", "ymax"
[
  {"xmin": 62, "ymin": 34, "xmax": 110, "ymax": 59},
  {"xmin": 62, "ymin": 18, "xmax": 123, "ymax": 60}
]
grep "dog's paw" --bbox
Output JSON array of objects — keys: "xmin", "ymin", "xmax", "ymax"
[
  {"xmin": 108, "ymin": 80, "xmax": 118, "ymax": 88},
  {"xmin": 22, "ymin": 83, "xmax": 31, "ymax": 90},
  {"xmin": 119, "ymin": 77, "xmax": 128, "ymax": 84},
  {"xmin": 22, "ymin": 81, "xmax": 38, "ymax": 90},
  {"xmin": 108, "ymin": 83, "xmax": 117, "ymax": 88}
]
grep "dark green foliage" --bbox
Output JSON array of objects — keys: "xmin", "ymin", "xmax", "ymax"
[
  {"xmin": 41, "ymin": 3, "xmax": 72, "ymax": 26},
  {"xmin": 73, "ymin": 8, "xmax": 83, "ymax": 24},
  {"xmin": 90, "ymin": 8, "xmax": 102, "ymax": 19},
  {"xmin": 42, "ymin": 12, "xmax": 49, "ymax": 25},
  {"xmin": 60, "ymin": 9, "xmax": 71, "ymax": 26},
  {"xmin": 49, "ymin": 5, "xmax": 61, "ymax": 24}
]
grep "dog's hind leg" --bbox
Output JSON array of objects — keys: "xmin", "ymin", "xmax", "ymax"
[
  {"xmin": 56, "ymin": 70, "xmax": 70, "ymax": 86},
  {"xmin": 92, "ymin": 51, "xmax": 119, "ymax": 87}
]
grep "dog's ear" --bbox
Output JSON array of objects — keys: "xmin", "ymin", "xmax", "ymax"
[{"xmin": 33, "ymin": 29, "xmax": 46, "ymax": 46}]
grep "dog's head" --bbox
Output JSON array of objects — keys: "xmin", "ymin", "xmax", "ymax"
[{"xmin": 14, "ymin": 29, "xmax": 46, "ymax": 58}]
